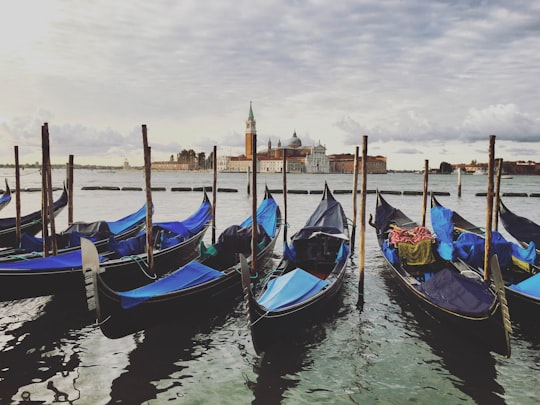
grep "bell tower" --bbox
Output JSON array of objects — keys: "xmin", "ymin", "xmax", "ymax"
[{"xmin": 245, "ymin": 101, "xmax": 256, "ymax": 158}]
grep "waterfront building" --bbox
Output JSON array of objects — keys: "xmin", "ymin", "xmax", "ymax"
[{"xmin": 152, "ymin": 102, "xmax": 387, "ymax": 174}]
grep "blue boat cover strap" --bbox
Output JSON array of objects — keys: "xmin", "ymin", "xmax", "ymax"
[
  {"xmin": 416, "ymin": 268, "xmax": 494, "ymax": 316},
  {"xmin": 118, "ymin": 261, "xmax": 224, "ymax": 309},
  {"xmin": 509, "ymin": 272, "xmax": 540, "ymax": 298},
  {"xmin": 257, "ymin": 268, "xmax": 330, "ymax": 311}
]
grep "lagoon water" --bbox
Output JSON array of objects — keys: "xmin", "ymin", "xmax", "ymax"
[{"xmin": 0, "ymin": 168, "xmax": 539, "ymax": 404}]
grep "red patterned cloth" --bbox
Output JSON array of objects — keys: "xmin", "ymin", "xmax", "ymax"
[{"xmin": 390, "ymin": 226, "xmax": 432, "ymax": 245}]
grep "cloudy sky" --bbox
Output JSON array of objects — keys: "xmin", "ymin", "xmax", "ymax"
[{"xmin": 1, "ymin": 0, "xmax": 539, "ymax": 170}]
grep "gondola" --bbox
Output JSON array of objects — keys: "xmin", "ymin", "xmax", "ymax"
[
  {"xmin": 241, "ymin": 183, "xmax": 350, "ymax": 354},
  {"xmin": 498, "ymin": 199, "xmax": 540, "ymax": 256},
  {"xmin": 81, "ymin": 187, "xmax": 281, "ymax": 339},
  {"xmin": 0, "ymin": 202, "xmax": 148, "ymax": 261},
  {"xmin": 0, "ymin": 186, "xmax": 68, "ymax": 248},
  {"xmin": 0, "ymin": 180, "xmax": 11, "ymax": 212},
  {"xmin": 373, "ymin": 190, "xmax": 510, "ymax": 357},
  {"xmin": 0, "ymin": 191, "xmax": 211, "ymax": 301},
  {"xmin": 431, "ymin": 194, "xmax": 539, "ymax": 318}
]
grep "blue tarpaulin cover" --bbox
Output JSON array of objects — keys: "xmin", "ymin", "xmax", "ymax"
[
  {"xmin": 417, "ymin": 268, "xmax": 494, "ymax": 316},
  {"xmin": 0, "ymin": 249, "xmax": 108, "ymax": 271},
  {"xmin": 107, "ymin": 203, "xmax": 147, "ymax": 235},
  {"xmin": 431, "ymin": 205, "xmax": 455, "ymax": 261},
  {"xmin": 20, "ymin": 203, "xmax": 148, "ymax": 250},
  {"xmin": 336, "ymin": 242, "xmax": 350, "ymax": 263},
  {"xmin": 0, "ymin": 190, "xmax": 11, "ymax": 210},
  {"xmin": 382, "ymin": 240, "xmax": 398, "ymax": 264},
  {"xmin": 119, "ymin": 261, "xmax": 224, "ymax": 309},
  {"xmin": 455, "ymin": 231, "xmax": 531, "ymax": 268},
  {"xmin": 109, "ymin": 198, "xmax": 212, "ymax": 256},
  {"xmin": 508, "ymin": 272, "xmax": 540, "ymax": 298},
  {"xmin": 257, "ymin": 268, "xmax": 330, "ymax": 311},
  {"xmin": 239, "ymin": 197, "xmax": 278, "ymax": 238}
]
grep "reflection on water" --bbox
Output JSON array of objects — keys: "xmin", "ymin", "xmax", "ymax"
[
  {"xmin": 0, "ymin": 171, "xmax": 538, "ymax": 403},
  {"xmin": 107, "ymin": 300, "xmax": 240, "ymax": 403},
  {"xmin": 0, "ymin": 294, "xmax": 90, "ymax": 404},
  {"xmin": 380, "ymin": 270, "xmax": 506, "ymax": 405}
]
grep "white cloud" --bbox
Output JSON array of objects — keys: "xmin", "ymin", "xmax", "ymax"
[{"xmin": 1, "ymin": 0, "xmax": 540, "ymax": 169}]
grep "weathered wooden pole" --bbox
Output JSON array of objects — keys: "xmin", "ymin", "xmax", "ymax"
[
  {"xmin": 67, "ymin": 154, "xmax": 74, "ymax": 225},
  {"xmin": 44, "ymin": 124, "xmax": 58, "ymax": 255},
  {"xmin": 350, "ymin": 146, "xmax": 359, "ymax": 253},
  {"xmin": 457, "ymin": 167, "xmax": 462, "ymax": 198},
  {"xmin": 358, "ymin": 136, "xmax": 368, "ymax": 307},
  {"xmin": 421, "ymin": 159, "xmax": 429, "ymax": 227},
  {"xmin": 494, "ymin": 158, "xmax": 503, "ymax": 231},
  {"xmin": 14, "ymin": 146, "xmax": 21, "ymax": 246},
  {"xmin": 142, "ymin": 125, "xmax": 154, "ymax": 274},
  {"xmin": 250, "ymin": 134, "xmax": 258, "ymax": 276},
  {"xmin": 483, "ymin": 135, "xmax": 496, "ymax": 281},
  {"xmin": 212, "ymin": 145, "xmax": 217, "ymax": 244},
  {"xmin": 282, "ymin": 148, "xmax": 288, "ymax": 243},
  {"xmin": 41, "ymin": 124, "xmax": 50, "ymax": 256},
  {"xmin": 246, "ymin": 166, "xmax": 251, "ymax": 196}
]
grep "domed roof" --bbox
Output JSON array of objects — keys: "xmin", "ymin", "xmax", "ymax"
[{"xmin": 286, "ymin": 131, "xmax": 302, "ymax": 148}]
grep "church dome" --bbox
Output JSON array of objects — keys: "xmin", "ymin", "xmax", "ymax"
[{"xmin": 286, "ymin": 131, "xmax": 302, "ymax": 148}]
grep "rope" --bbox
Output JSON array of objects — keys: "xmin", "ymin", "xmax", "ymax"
[
  {"xmin": 122, "ymin": 255, "xmax": 157, "ymax": 279},
  {"xmin": 7, "ymin": 255, "xmax": 32, "ymax": 261},
  {"xmin": 250, "ymin": 309, "xmax": 271, "ymax": 326},
  {"xmin": 95, "ymin": 315, "xmax": 112, "ymax": 326}
]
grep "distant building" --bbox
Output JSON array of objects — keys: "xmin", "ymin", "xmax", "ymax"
[
  {"xmin": 220, "ymin": 104, "xmax": 386, "ymax": 173},
  {"xmin": 453, "ymin": 161, "xmax": 539, "ymax": 175},
  {"xmin": 329, "ymin": 153, "xmax": 387, "ymax": 174},
  {"xmin": 153, "ymin": 102, "xmax": 388, "ymax": 173}
]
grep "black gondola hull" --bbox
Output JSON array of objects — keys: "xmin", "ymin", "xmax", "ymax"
[
  {"xmin": 0, "ymin": 224, "xmax": 209, "ymax": 301},
  {"xmin": 0, "ymin": 187, "xmax": 68, "ymax": 248},
  {"xmin": 94, "ymin": 222, "xmax": 280, "ymax": 339},
  {"xmin": 244, "ymin": 261, "xmax": 346, "ymax": 354},
  {"xmin": 377, "ymin": 192, "xmax": 510, "ymax": 357}
]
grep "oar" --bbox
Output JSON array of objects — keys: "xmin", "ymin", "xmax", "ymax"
[{"xmin": 490, "ymin": 254, "xmax": 513, "ymax": 336}]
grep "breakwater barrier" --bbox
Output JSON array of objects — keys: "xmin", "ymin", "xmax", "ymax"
[
  {"xmin": 13, "ymin": 186, "xmax": 538, "ymax": 197},
  {"xmin": 75, "ymin": 187, "xmax": 483, "ymax": 196}
]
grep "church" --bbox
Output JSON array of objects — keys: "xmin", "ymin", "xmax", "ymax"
[{"xmin": 218, "ymin": 103, "xmax": 387, "ymax": 174}]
